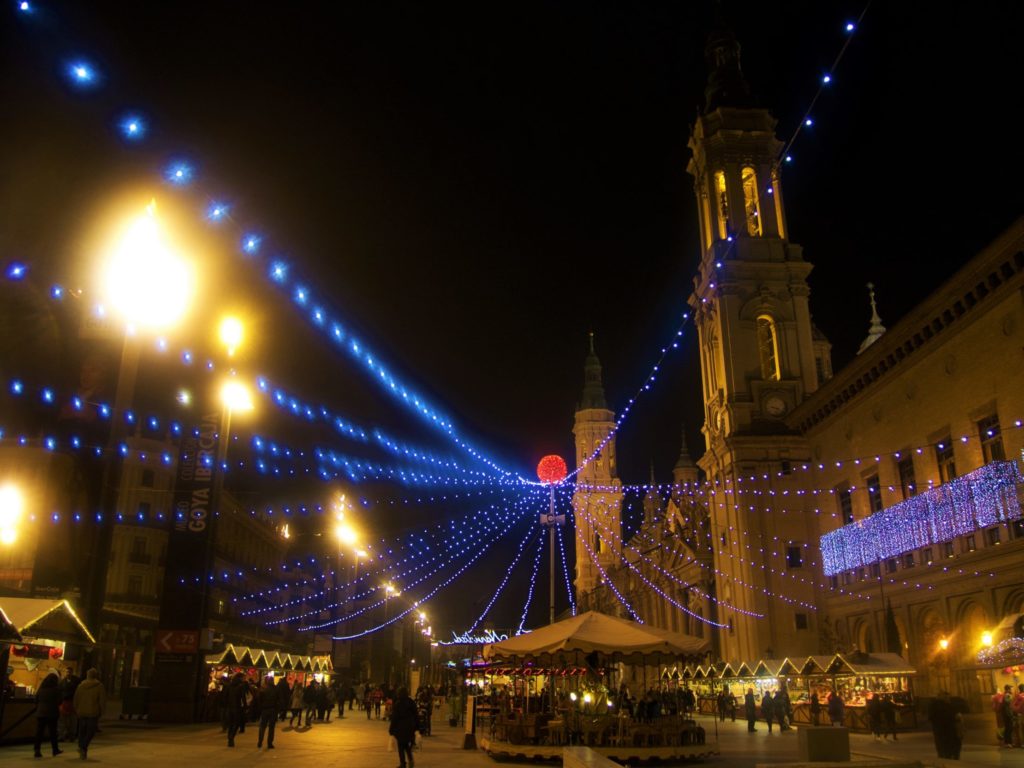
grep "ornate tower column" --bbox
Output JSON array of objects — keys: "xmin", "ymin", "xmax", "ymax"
[
  {"xmin": 686, "ymin": 25, "xmax": 821, "ymax": 661},
  {"xmin": 571, "ymin": 334, "xmax": 623, "ymax": 602}
]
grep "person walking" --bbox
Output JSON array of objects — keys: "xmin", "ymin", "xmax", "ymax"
[
  {"xmin": 809, "ymin": 691, "xmax": 821, "ymax": 726},
  {"xmin": 867, "ymin": 694, "xmax": 882, "ymax": 740},
  {"xmin": 717, "ymin": 690, "xmax": 727, "ymax": 722},
  {"xmin": 999, "ymin": 685, "xmax": 1014, "ymax": 747},
  {"xmin": 389, "ymin": 687, "xmax": 420, "ymax": 768},
  {"xmin": 72, "ymin": 668, "xmax": 105, "ymax": 760},
  {"xmin": 775, "ymin": 687, "xmax": 791, "ymax": 730},
  {"xmin": 58, "ymin": 671, "xmax": 80, "ymax": 744},
  {"xmin": 364, "ymin": 683, "xmax": 373, "ymax": 719},
  {"xmin": 275, "ymin": 675, "xmax": 291, "ymax": 722},
  {"xmin": 1013, "ymin": 684, "xmax": 1024, "ymax": 748},
  {"xmin": 303, "ymin": 680, "xmax": 318, "ymax": 727},
  {"xmin": 289, "ymin": 679, "xmax": 305, "ymax": 727},
  {"xmin": 225, "ymin": 672, "xmax": 247, "ymax": 747},
  {"xmin": 256, "ymin": 677, "xmax": 278, "ymax": 749},
  {"xmin": 879, "ymin": 694, "xmax": 898, "ymax": 741},
  {"xmin": 373, "ymin": 684, "xmax": 384, "ymax": 719},
  {"xmin": 744, "ymin": 688, "xmax": 758, "ymax": 732},
  {"xmin": 927, "ymin": 690, "xmax": 961, "ymax": 759},
  {"xmin": 761, "ymin": 690, "xmax": 775, "ymax": 733},
  {"xmin": 827, "ymin": 691, "xmax": 845, "ymax": 727},
  {"xmin": 33, "ymin": 672, "xmax": 63, "ymax": 758}
]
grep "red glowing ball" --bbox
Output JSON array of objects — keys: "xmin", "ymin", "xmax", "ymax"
[{"xmin": 537, "ymin": 455, "xmax": 567, "ymax": 484}]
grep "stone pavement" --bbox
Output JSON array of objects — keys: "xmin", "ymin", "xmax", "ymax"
[{"xmin": 2, "ymin": 708, "xmax": 1021, "ymax": 767}]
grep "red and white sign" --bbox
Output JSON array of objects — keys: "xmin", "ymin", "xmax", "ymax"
[{"xmin": 156, "ymin": 629, "xmax": 199, "ymax": 654}]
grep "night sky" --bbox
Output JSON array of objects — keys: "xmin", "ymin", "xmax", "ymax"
[{"xmin": 2, "ymin": 1, "xmax": 1022, "ymax": 632}]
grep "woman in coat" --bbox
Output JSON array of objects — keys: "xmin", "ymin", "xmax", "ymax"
[
  {"xmin": 389, "ymin": 687, "xmax": 419, "ymax": 768},
  {"xmin": 289, "ymin": 679, "xmax": 305, "ymax": 727},
  {"xmin": 34, "ymin": 672, "xmax": 63, "ymax": 758}
]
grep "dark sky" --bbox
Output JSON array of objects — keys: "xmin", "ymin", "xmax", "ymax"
[{"xmin": 2, "ymin": 1, "xmax": 1022, "ymax": 632}]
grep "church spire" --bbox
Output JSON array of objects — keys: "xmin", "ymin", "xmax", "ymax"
[
  {"xmin": 579, "ymin": 332, "xmax": 607, "ymax": 410},
  {"xmin": 674, "ymin": 425, "xmax": 696, "ymax": 471},
  {"xmin": 857, "ymin": 282, "xmax": 887, "ymax": 355},
  {"xmin": 702, "ymin": 10, "xmax": 754, "ymax": 114}
]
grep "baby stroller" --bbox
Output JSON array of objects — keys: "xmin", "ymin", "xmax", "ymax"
[{"xmin": 416, "ymin": 693, "xmax": 432, "ymax": 736}]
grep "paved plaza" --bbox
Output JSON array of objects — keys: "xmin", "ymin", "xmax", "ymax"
[{"xmin": 1, "ymin": 707, "xmax": 1019, "ymax": 768}]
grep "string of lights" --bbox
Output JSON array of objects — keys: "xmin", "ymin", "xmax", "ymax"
[
  {"xmin": 239, "ymin": 503, "xmax": 514, "ymax": 617},
  {"xmin": 466, "ymin": 526, "xmax": 539, "ymax": 635},
  {"xmin": 330, "ymin": 507, "xmax": 525, "ymax": 640},
  {"xmin": 574, "ymin": 516, "xmax": 644, "ymax": 624},
  {"xmin": 574, "ymin": 504, "xmax": 732, "ymax": 625},
  {"xmin": 267, "ymin": 504, "xmax": 528, "ymax": 628},
  {"xmin": 515, "ymin": 534, "xmax": 546, "ymax": 635},
  {"xmin": 555, "ymin": 524, "xmax": 577, "ymax": 617}
]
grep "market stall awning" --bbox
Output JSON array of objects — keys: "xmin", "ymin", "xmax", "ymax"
[
  {"xmin": 977, "ymin": 613, "xmax": 1024, "ymax": 666},
  {"xmin": 0, "ymin": 598, "xmax": 94, "ymax": 644},
  {"xmin": 0, "ymin": 605, "xmax": 21, "ymax": 641},
  {"xmin": 735, "ymin": 662, "xmax": 754, "ymax": 677},
  {"xmin": 801, "ymin": 655, "xmax": 835, "ymax": 675},
  {"xmin": 833, "ymin": 651, "xmax": 915, "ymax": 675},
  {"xmin": 482, "ymin": 611, "xmax": 709, "ymax": 663}
]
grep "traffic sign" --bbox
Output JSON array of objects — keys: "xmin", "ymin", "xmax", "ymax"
[{"xmin": 156, "ymin": 629, "xmax": 199, "ymax": 654}]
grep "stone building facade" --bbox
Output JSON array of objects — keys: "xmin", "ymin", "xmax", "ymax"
[{"xmin": 571, "ymin": 24, "xmax": 1024, "ymax": 709}]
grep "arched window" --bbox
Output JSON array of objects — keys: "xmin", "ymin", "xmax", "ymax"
[
  {"xmin": 756, "ymin": 315, "xmax": 781, "ymax": 381},
  {"xmin": 714, "ymin": 171, "xmax": 729, "ymax": 240},
  {"xmin": 741, "ymin": 166, "xmax": 762, "ymax": 236}
]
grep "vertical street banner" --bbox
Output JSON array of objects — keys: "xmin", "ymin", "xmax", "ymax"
[{"xmin": 150, "ymin": 411, "xmax": 220, "ymax": 722}]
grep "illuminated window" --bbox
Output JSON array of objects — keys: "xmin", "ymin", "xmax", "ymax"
[
  {"xmin": 935, "ymin": 437, "xmax": 956, "ymax": 483},
  {"xmin": 756, "ymin": 315, "xmax": 780, "ymax": 381},
  {"xmin": 836, "ymin": 483, "xmax": 854, "ymax": 524},
  {"xmin": 866, "ymin": 474, "xmax": 883, "ymax": 513},
  {"xmin": 977, "ymin": 415, "xmax": 1005, "ymax": 462},
  {"xmin": 771, "ymin": 169, "xmax": 786, "ymax": 238},
  {"xmin": 714, "ymin": 171, "xmax": 729, "ymax": 240},
  {"xmin": 897, "ymin": 456, "xmax": 916, "ymax": 499},
  {"xmin": 741, "ymin": 166, "xmax": 762, "ymax": 236},
  {"xmin": 785, "ymin": 546, "xmax": 803, "ymax": 568}
]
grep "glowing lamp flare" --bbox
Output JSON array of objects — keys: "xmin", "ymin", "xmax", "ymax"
[
  {"xmin": 0, "ymin": 484, "xmax": 25, "ymax": 546},
  {"xmin": 219, "ymin": 316, "xmax": 244, "ymax": 356},
  {"xmin": 101, "ymin": 202, "xmax": 192, "ymax": 330},
  {"xmin": 536, "ymin": 455, "xmax": 568, "ymax": 485},
  {"xmin": 220, "ymin": 380, "xmax": 254, "ymax": 412}
]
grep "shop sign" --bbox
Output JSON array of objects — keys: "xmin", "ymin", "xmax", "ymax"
[{"xmin": 438, "ymin": 629, "xmax": 510, "ymax": 646}]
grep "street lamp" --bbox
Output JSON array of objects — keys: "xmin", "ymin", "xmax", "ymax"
[
  {"xmin": 86, "ymin": 200, "xmax": 193, "ymax": 637},
  {"xmin": 218, "ymin": 316, "xmax": 244, "ymax": 357},
  {"xmin": 938, "ymin": 637, "xmax": 949, "ymax": 651},
  {"xmin": 0, "ymin": 484, "xmax": 25, "ymax": 546}
]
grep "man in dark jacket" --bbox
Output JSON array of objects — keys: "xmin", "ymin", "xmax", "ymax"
[
  {"xmin": 389, "ymin": 687, "xmax": 419, "ymax": 768},
  {"xmin": 226, "ymin": 673, "xmax": 247, "ymax": 747},
  {"xmin": 257, "ymin": 677, "xmax": 278, "ymax": 749},
  {"xmin": 744, "ymin": 688, "xmax": 758, "ymax": 732},
  {"xmin": 275, "ymin": 676, "xmax": 291, "ymax": 722}
]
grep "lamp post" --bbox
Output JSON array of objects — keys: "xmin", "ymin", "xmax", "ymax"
[
  {"xmin": 537, "ymin": 455, "xmax": 568, "ymax": 626},
  {"xmin": 88, "ymin": 201, "xmax": 192, "ymax": 647}
]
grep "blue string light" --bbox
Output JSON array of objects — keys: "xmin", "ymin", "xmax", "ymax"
[
  {"xmin": 515, "ymin": 534, "xmax": 545, "ymax": 635},
  {"xmin": 555, "ymin": 525, "xmax": 576, "ymax": 616}
]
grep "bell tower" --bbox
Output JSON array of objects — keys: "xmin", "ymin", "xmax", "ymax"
[
  {"xmin": 571, "ymin": 333, "xmax": 623, "ymax": 600},
  {"xmin": 686, "ymin": 25, "xmax": 820, "ymax": 660}
]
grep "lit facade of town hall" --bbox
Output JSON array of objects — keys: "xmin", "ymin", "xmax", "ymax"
[{"xmin": 572, "ymin": 26, "xmax": 1024, "ymax": 709}]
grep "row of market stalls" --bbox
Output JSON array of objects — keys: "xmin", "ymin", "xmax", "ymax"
[
  {"xmin": 205, "ymin": 643, "xmax": 333, "ymax": 675},
  {"xmin": 676, "ymin": 652, "xmax": 917, "ymax": 729}
]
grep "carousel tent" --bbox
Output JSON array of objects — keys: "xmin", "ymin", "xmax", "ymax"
[
  {"xmin": 483, "ymin": 610, "xmax": 709, "ymax": 662},
  {"xmin": 0, "ymin": 598, "xmax": 94, "ymax": 644}
]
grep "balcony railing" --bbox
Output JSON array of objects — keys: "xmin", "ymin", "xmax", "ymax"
[{"xmin": 820, "ymin": 460, "xmax": 1022, "ymax": 576}]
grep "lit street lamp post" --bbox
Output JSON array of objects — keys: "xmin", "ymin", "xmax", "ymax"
[{"xmin": 87, "ymin": 202, "xmax": 192, "ymax": 649}]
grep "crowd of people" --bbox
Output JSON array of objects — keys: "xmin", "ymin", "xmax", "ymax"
[
  {"xmin": 31, "ymin": 667, "xmax": 106, "ymax": 760},
  {"xmin": 991, "ymin": 683, "xmax": 1024, "ymax": 749},
  {"xmin": 208, "ymin": 674, "xmax": 443, "ymax": 754}
]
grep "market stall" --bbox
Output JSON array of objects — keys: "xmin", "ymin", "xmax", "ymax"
[
  {"xmin": 977, "ymin": 612, "xmax": 1024, "ymax": 706},
  {"xmin": 788, "ymin": 652, "xmax": 917, "ymax": 730},
  {"xmin": 0, "ymin": 598, "xmax": 95, "ymax": 744}
]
